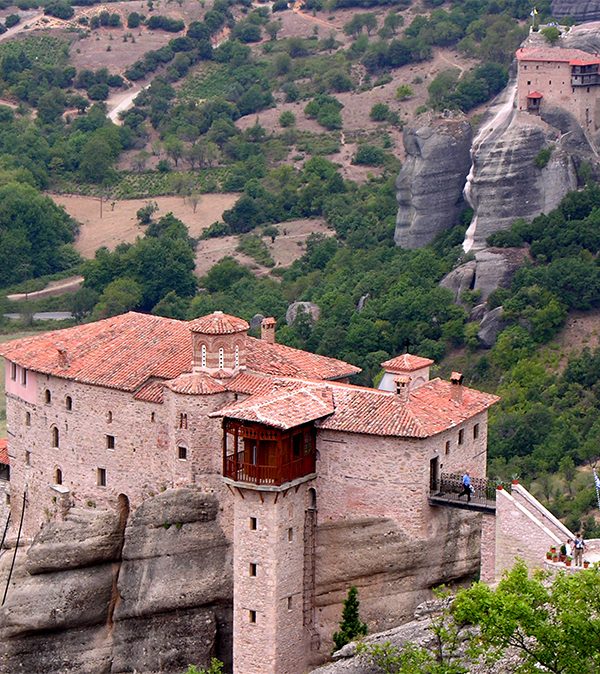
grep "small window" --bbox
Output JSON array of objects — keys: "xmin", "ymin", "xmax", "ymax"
[
  {"xmin": 287, "ymin": 527, "xmax": 293, "ymax": 542},
  {"xmin": 51, "ymin": 426, "xmax": 59, "ymax": 448},
  {"xmin": 473, "ymin": 424, "xmax": 479, "ymax": 440},
  {"xmin": 10, "ymin": 362, "xmax": 16, "ymax": 381},
  {"xmin": 5, "ymin": 493, "xmax": 9, "ymax": 505},
  {"xmin": 219, "ymin": 348, "xmax": 224, "ymax": 370},
  {"xmin": 107, "ymin": 411, "xmax": 113, "ymax": 424},
  {"xmin": 65, "ymin": 396, "xmax": 72, "ymax": 411},
  {"xmin": 25, "ymin": 451, "xmax": 31, "ymax": 466},
  {"xmin": 248, "ymin": 610, "xmax": 256, "ymax": 624},
  {"xmin": 201, "ymin": 344, "xmax": 207, "ymax": 368},
  {"xmin": 249, "ymin": 562, "xmax": 257, "ymax": 577},
  {"xmin": 458, "ymin": 429, "xmax": 464, "ymax": 446},
  {"xmin": 55, "ymin": 467, "xmax": 63, "ymax": 485},
  {"xmin": 445, "ymin": 441, "xmax": 450, "ymax": 456},
  {"xmin": 179, "ymin": 413, "xmax": 188, "ymax": 429},
  {"xmin": 44, "ymin": 389, "xmax": 51, "ymax": 404},
  {"xmin": 151, "ymin": 412, "xmax": 155, "ymax": 423},
  {"xmin": 97, "ymin": 468, "xmax": 107, "ymax": 487},
  {"xmin": 21, "ymin": 368, "xmax": 27, "ymax": 386},
  {"xmin": 25, "ymin": 411, "xmax": 31, "ymax": 427},
  {"xmin": 287, "ymin": 596, "xmax": 293, "ymax": 611},
  {"xmin": 249, "ymin": 517, "xmax": 257, "ymax": 530},
  {"xmin": 178, "ymin": 445, "xmax": 187, "ymax": 460},
  {"xmin": 106, "ymin": 435, "xmax": 115, "ymax": 450},
  {"xmin": 235, "ymin": 345, "xmax": 239, "ymax": 368}
]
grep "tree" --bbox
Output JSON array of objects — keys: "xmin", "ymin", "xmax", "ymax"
[
  {"xmin": 137, "ymin": 201, "xmax": 159, "ymax": 225},
  {"xmin": 332, "ymin": 586, "xmax": 368, "ymax": 652},
  {"xmin": 92, "ymin": 278, "xmax": 143, "ymax": 319},
  {"xmin": 370, "ymin": 103, "xmax": 390, "ymax": 121},
  {"xmin": 265, "ymin": 20, "xmax": 281, "ymax": 40},
  {"xmin": 453, "ymin": 561, "xmax": 600, "ymax": 674},
  {"xmin": 395, "ymin": 84, "xmax": 414, "ymax": 100},
  {"xmin": 541, "ymin": 26, "xmax": 560, "ymax": 44},
  {"xmin": 71, "ymin": 287, "xmax": 99, "ymax": 322},
  {"xmin": 279, "ymin": 110, "xmax": 296, "ymax": 127},
  {"xmin": 164, "ymin": 136, "xmax": 184, "ymax": 167}
]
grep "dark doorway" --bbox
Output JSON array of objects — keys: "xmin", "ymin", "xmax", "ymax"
[{"xmin": 430, "ymin": 457, "xmax": 440, "ymax": 492}]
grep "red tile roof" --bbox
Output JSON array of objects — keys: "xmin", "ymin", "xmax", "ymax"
[
  {"xmin": 133, "ymin": 379, "xmax": 165, "ymax": 403},
  {"xmin": 188, "ymin": 311, "xmax": 249, "ymax": 335},
  {"xmin": 0, "ymin": 312, "xmax": 359, "ymax": 393},
  {"xmin": 527, "ymin": 91, "xmax": 544, "ymax": 98},
  {"xmin": 381, "ymin": 353, "xmax": 434, "ymax": 373},
  {"xmin": 212, "ymin": 383, "xmax": 335, "ymax": 430},
  {"xmin": 226, "ymin": 372, "xmax": 276, "ymax": 396},
  {"xmin": 516, "ymin": 47, "xmax": 600, "ymax": 64},
  {"xmin": 212, "ymin": 377, "xmax": 499, "ymax": 438},
  {"xmin": 164, "ymin": 372, "xmax": 227, "ymax": 395},
  {"xmin": 0, "ymin": 438, "xmax": 8, "ymax": 465}
]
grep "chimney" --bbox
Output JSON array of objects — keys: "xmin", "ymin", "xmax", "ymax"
[
  {"xmin": 450, "ymin": 371, "xmax": 463, "ymax": 403},
  {"xmin": 56, "ymin": 344, "xmax": 69, "ymax": 370},
  {"xmin": 394, "ymin": 375, "xmax": 411, "ymax": 402},
  {"xmin": 261, "ymin": 317, "xmax": 276, "ymax": 344}
]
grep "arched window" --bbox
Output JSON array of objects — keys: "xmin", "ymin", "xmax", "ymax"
[
  {"xmin": 235, "ymin": 345, "xmax": 239, "ymax": 368},
  {"xmin": 51, "ymin": 426, "xmax": 59, "ymax": 448},
  {"xmin": 107, "ymin": 411, "xmax": 113, "ymax": 423},
  {"xmin": 55, "ymin": 467, "xmax": 63, "ymax": 485},
  {"xmin": 179, "ymin": 413, "xmax": 188, "ymax": 429},
  {"xmin": 44, "ymin": 389, "xmax": 51, "ymax": 404},
  {"xmin": 219, "ymin": 348, "xmax": 224, "ymax": 369},
  {"xmin": 65, "ymin": 396, "xmax": 73, "ymax": 411},
  {"xmin": 25, "ymin": 411, "xmax": 31, "ymax": 427},
  {"xmin": 201, "ymin": 344, "xmax": 207, "ymax": 368}
]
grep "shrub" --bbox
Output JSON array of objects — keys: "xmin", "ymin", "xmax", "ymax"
[
  {"xmin": 541, "ymin": 25, "xmax": 560, "ymax": 44},
  {"xmin": 147, "ymin": 15, "xmax": 185, "ymax": 32},
  {"xmin": 535, "ymin": 146, "xmax": 553, "ymax": 168},
  {"xmin": 370, "ymin": 102, "xmax": 390, "ymax": 121},
  {"xmin": 272, "ymin": 0, "xmax": 289, "ymax": 11},
  {"xmin": 279, "ymin": 110, "xmax": 296, "ymax": 127},
  {"xmin": 353, "ymin": 144, "xmax": 385, "ymax": 165},
  {"xmin": 127, "ymin": 12, "xmax": 143, "ymax": 28},
  {"xmin": 395, "ymin": 84, "xmax": 414, "ymax": 100},
  {"xmin": 5, "ymin": 14, "xmax": 20, "ymax": 28},
  {"xmin": 305, "ymin": 94, "xmax": 344, "ymax": 130},
  {"xmin": 44, "ymin": 0, "xmax": 74, "ymax": 19}
]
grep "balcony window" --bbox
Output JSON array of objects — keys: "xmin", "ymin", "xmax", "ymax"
[
  {"xmin": 97, "ymin": 468, "xmax": 107, "ymax": 487},
  {"xmin": 10, "ymin": 363, "xmax": 16, "ymax": 381}
]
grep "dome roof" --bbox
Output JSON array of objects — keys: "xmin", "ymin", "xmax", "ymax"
[{"xmin": 188, "ymin": 311, "xmax": 249, "ymax": 335}]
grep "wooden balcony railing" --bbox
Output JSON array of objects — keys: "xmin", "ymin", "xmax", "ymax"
[{"xmin": 224, "ymin": 450, "xmax": 316, "ymax": 486}]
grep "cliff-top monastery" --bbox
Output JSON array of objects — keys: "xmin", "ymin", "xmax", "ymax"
[{"xmin": 1, "ymin": 311, "xmax": 502, "ymax": 673}]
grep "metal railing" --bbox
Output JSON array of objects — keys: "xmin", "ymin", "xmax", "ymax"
[{"xmin": 431, "ymin": 472, "xmax": 510, "ymax": 505}]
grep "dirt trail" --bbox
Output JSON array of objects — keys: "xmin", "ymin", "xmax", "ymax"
[
  {"xmin": 292, "ymin": 0, "xmax": 336, "ymax": 28},
  {"xmin": 7, "ymin": 276, "xmax": 84, "ymax": 301}
]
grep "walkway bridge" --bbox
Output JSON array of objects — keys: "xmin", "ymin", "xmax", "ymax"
[{"xmin": 429, "ymin": 472, "xmax": 509, "ymax": 514}]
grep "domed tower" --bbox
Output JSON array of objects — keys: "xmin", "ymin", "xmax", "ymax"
[{"xmin": 188, "ymin": 311, "xmax": 250, "ymax": 377}]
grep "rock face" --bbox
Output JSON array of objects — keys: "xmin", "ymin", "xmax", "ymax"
[
  {"xmin": 286, "ymin": 301, "xmax": 321, "ymax": 325},
  {"xmin": 394, "ymin": 113, "xmax": 472, "ymax": 248},
  {"xmin": 552, "ymin": 1, "xmax": 600, "ymax": 23},
  {"xmin": 478, "ymin": 307, "xmax": 508, "ymax": 348},
  {"xmin": 0, "ymin": 489, "xmax": 232, "ymax": 674},
  {"xmin": 440, "ymin": 248, "xmax": 529, "ymax": 304},
  {"xmin": 465, "ymin": 113, "xmax": 578, "ymax": 250},
  {"xmin": 313, "ymin": 509, "xmax": 481, "ymax": 663}
]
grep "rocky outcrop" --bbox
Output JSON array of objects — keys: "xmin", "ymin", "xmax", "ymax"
[
  {"xmin": 465, "ymin": 114, "xmax": 578, "ymax": 250},
  {"xmin": 478, "ymin": 307, "xmax": 508, "ymax": 348},
  {"xmin": 313, "ymin": 509, "xmax": 481, "ymax": 659},
  {"xmin": 395, "ymin": 113, "xmax": 472, "ymax": 248},
  {"xmin": 441, "ymin": 248, "xmax": 529, "ymax": 304},
  {"xmin": 286, "ymin": 301, "xmax": 321, "ymax": 325},
  {"xmin": 0, "ymin": 489, "xmax": 232, "ymax": 674},
  {"xmin": 552, "ymin": 2, "xmax": 600, "ymax": 24}
]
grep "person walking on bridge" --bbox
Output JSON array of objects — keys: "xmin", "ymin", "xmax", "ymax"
[{"xmin": 459, "ymin": 471, "xmax": 473, "ymax": 503}]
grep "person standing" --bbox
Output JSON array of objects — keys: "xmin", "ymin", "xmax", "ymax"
[
  {"xmin": 459, "ymin": 471, "xmax": 472, "ymax": 503},
  {"xmin": 573, "ymin": 533, "xmax": 585, "ymax": 567}
]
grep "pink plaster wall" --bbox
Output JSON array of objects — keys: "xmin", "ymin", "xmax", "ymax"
[{"xmin": 5, "ymin": 361, "xmax": 37, "ymax": 404}]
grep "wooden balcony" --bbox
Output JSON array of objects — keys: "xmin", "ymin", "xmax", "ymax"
[
  {"xmin": 222, "ymin": 419, "xmax": 317, "ymax": 488},
  {"xmin": 224, "ymin": 450, "xmax": 316, "ymax": 487}
]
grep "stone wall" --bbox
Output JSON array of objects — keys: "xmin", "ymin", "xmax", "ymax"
[
  {"xmin": 5, "ymin": 373, "xmax": 235, "ymax": 540},
  {"xmin": 231, "ymin": 483, "xmax": 310, "ymax": 674},
  {"xmin": 488, "ymin": 487, "xmax": 562, "ymax": 581}
]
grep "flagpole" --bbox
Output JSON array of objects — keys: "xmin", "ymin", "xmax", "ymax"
[{"xmin": 594, "ymin": 468, "xmax": 600, "ymax": 511}]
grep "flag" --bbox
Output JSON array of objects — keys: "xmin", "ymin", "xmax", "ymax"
[
  {"xmin": 594, "ymin": 469, "xmax": 600, "ymax": 511},
  {"xmin": 530, "ymin": 7, "xmax": 538, "ymax": 16}
]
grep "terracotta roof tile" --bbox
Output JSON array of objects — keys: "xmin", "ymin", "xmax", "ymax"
[
  {"xmin": 516, "ymin": 46, "xmax": 600, "ymax": 64},
  {"xmin": 133, "ymin": 379, "xmax": 165, "ymax": 403},
  {"xmin": 211, "ymin": 383, "xmax": 335, "ymax": 430},
  {"xmin": 188, "ymin": 311, "xmax": 249, "ymax": 334},
  {"xmin": 381, "ymin": 353, "xmax": 434, "ymax": 373},
  {"xmin": 0, "ymin": 438, "xmax": 8, "ymax": 465},
  {"xmin": 0, "ymin": 312, "xmax": 359, "ymax": 392},
  {"xmin": 226, "ymin": 372, "xmax": 276, "ymax": 396},
  {"xmin": 164, "ymin": 372, "xmax": 227, "ymax": 395}
]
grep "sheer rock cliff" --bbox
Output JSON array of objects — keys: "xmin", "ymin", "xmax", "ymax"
[{"xmin": 394, "ymin": 113, "xmax": 472, "ymax": 249}]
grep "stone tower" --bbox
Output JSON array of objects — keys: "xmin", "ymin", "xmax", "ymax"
[{"xmin": 219, "ymin": 414, "xmax": 320, "ymax": 674}]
